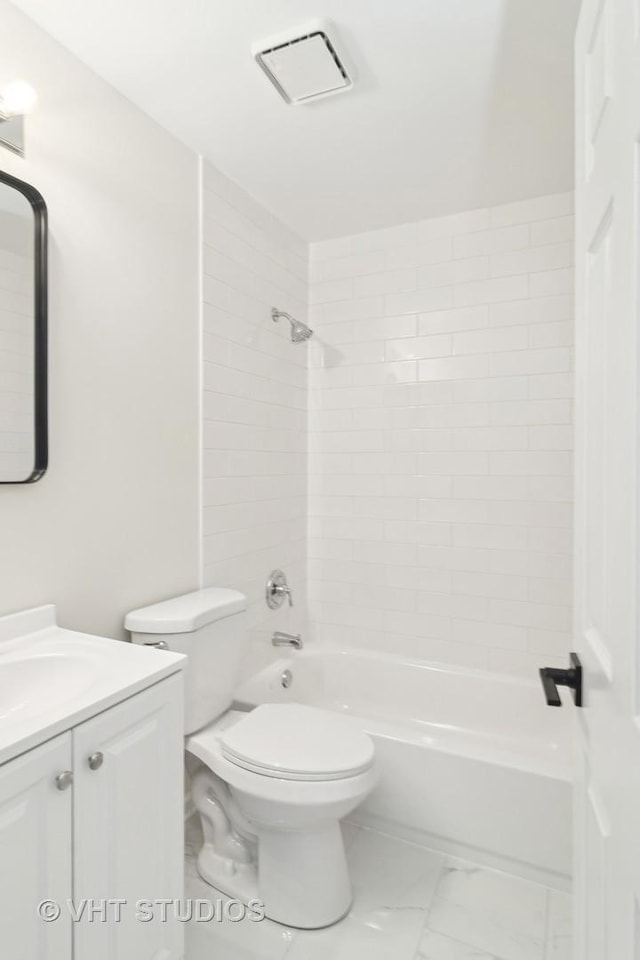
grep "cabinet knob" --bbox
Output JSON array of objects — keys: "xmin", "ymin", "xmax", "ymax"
[
  {"xmin": 55, "ymin": 770, "xmax": 73, "ymax": 791},
  {"xmin": 88, "ymin": 752, "xmax": 104, "ymax": 771}
]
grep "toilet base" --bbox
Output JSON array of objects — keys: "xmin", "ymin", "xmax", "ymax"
[
  {"xmin": 197, "ymin": 842, "xmax": 259, "ymax": 904},
  {"xmin": 195, "ymin": 820, "xmax": 353, "ymax": 929},
  {"xmin": 257, "ymin": 820, "xmax": 353, "ymax": 928}
]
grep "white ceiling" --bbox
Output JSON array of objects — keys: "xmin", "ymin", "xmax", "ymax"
[{"xmin": 10, "ymin": 0, "xmax": 579, "ymax": 240}]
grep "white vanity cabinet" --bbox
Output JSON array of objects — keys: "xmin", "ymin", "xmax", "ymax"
[
  {"xmin": 73, "ymin": 674, "xmax": 184, "ymax": 960},
  {"xmin": 0, "ymin": 733, "xmax": 73, "ymax": 959},
  {"xmin": 0, "ymin": 673, "xmax": 184, "ymax": 960}
]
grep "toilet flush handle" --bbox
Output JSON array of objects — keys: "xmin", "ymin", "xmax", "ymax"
[{"xmin": 142, "ymin": 639, "xmax": 169, "ymax": 650}]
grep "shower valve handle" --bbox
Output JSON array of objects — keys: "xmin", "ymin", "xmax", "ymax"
[
  {"xmin": 266, "ymin": 570, "xmax": 294, "ymax": 609},
  {"xmin": 276, "ymin": 583, "xmax": 293, "ymax": 607}
]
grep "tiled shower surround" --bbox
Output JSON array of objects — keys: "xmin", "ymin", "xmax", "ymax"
[
  {"xmin": 203, "ymin": 182, "xmax": 574, "ymax": 678},
  {"xmin": 201, "ymin": 162, "xmax": 309, "ymax": 671},
  {"xmin": 307, "ymin": 194, "xmax": 574, "ymax": 676}
]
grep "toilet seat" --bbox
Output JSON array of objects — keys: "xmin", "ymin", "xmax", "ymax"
[{"xmin": 218, "ymin": 703, "xmax": 375, "ymax": 781}]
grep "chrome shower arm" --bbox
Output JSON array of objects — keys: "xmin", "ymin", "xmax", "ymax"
[{"xmin": 272, "ymin": 307, "xmax": 295, "ymax": 325}]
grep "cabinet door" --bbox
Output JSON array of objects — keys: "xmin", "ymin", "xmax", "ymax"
[
  {"xmin": 0, "ymin": 733, "xmax": 72, "ymax": 960},
  {"xmin": 73, "ymin": 675, "xmax": 184, "ymax": 960}
]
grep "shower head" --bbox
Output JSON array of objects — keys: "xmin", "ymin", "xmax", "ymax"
[
  {"xmin": 272, "ymin": 307, "xmax": 314, "ymax": 343},
  {"xmin": 290, "ymin": 320, "xmax": 314, "ymax": 342}
]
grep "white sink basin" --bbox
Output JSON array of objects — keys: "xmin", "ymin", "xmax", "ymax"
[
  {"xmin": 0, "ymin": 604, "xmax": 185, "ymax": 766},
  {"xmin": 0, "ymin": 654, "xmax": 99, "ymax": 722}
]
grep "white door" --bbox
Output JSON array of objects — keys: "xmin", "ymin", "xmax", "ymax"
[
  {"xmin": 0, "ymin": 733, "xmax": 72, "ymax": 959},
  {"xmin": 574, "ymin": 0, "xmax": 640, "ymax": 956},
  {"xmin": 73, "ymin": 676, "xmax": 184, "ymax": 960}
]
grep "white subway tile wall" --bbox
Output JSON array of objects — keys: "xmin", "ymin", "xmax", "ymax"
[
  {"xmin": 308, "ymin": 193, "xmax": 574, "ymax": 677},
  {"xmin": 202, "ymin": 163, "xmax": 309, "ymax": 673}
]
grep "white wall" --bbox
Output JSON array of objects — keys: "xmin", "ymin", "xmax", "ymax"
[
  {"xmin": 201, "ymin": 162, "xmax": 308, "ymax": 674},
  {"xmin": 308, "ymin": 193, "xmax": 574, "ymax": 677},
  {"xmin": 0, "ymin": 0, "xmax": 200, "ymax": 638}
]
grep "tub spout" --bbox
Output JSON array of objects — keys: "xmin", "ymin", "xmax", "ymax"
[{"xmin": 272, "ymin": 631, "xmax": 303, "ymax": 650}]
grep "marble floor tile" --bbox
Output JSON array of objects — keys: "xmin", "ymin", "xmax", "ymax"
[
  {"xmin": 545, "ymin": 890, "xmax": 572, "ymax": 960},
  {"xmin": 186, "ymin": 923, "xmax": 289, "ymax": 960},
  {"xmin": 184, "ymin": 822, "xmax": 570, "ymax": 960},
  {"xmin": 427, "ymin": 858, "xmax": 547, "ymax": 960},
  {"xmin": 284, "ymin": 909, "xmax": 427, "ymax": 960},
  {"xmin": 417, "ymin": 928, "xmax": 503, "ymax": 959},
  {"xmin": 347, "ymin": 827, "xmax": 445, "ymax": 916},
  {"xmin": 184, "ymin": 870, "xmax": 294, "ymax": 960}
]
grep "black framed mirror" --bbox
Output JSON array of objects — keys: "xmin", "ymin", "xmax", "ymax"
[{"xmin": 0, "ymin": 170, "xmax": 47, "ymax": 483}]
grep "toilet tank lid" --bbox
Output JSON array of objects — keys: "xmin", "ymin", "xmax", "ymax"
[{"xmin": 125, "ymin": 588, "xmax": 247, "ymax": 634}]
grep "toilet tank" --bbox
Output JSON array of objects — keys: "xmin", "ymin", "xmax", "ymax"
[{"xmin": 125, "ymin": 588, "xmax": 248, "ymax": 734}]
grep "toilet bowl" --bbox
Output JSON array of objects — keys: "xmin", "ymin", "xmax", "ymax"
[
  {"xmin": 188, "ymin": 704, "xmax": 376, "ymax": 928},
  {"xmin": 125, "ymin": 589, "xmax": 376, "ymax": 929}
]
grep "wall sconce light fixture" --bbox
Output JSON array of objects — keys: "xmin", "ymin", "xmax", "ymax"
[{"xmin": 0, "ymin": 81, "xmax": 38, "ymax": 156}]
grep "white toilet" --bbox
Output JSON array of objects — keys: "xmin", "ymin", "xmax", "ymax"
[{"xmin": 125, "ymin": 588, "xmax": 376, "ymax": 929}]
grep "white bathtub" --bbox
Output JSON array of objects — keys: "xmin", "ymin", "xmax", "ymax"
[{"xmin": 235, "ymin": 648, "xmax": 573, "ymax": 888}]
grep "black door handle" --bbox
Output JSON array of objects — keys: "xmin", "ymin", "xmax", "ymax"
[{"xmin": 539, "ymin": 652, "xmax": 582, "ymax": 707}]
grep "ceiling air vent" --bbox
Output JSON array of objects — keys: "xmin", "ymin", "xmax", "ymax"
[{"xmin": 253, "ymin": 21, "xmax": 353, "ymax": 105}]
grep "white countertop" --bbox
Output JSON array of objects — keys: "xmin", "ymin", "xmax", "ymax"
[{"xmin": 0, "ymin": 604, "xmax": 185, "ymax": 766}]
